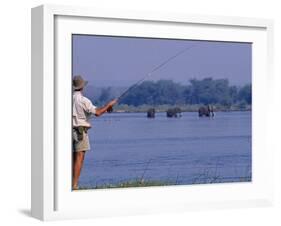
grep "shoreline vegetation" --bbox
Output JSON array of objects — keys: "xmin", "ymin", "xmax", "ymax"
[
  {"xmin": 77, "ymin": 163, "xmax": 251, "ymax": 190},
  {"xmin": 113, "ymin": 104, "xmax": 251, "ymax": 113},
  {"xmin": 77, "ymin": 176, "xmax": 251, "ymax": 190},
  {"xmin": 78, "ymin": 179, "xmax": 173, "ymax": 190},
  {"xmin": 85, "ymin": 78, "xmax": 252, "ymax": 113}
]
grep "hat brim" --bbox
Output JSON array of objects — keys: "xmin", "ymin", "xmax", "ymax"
[{"xmin": 73, "ymin": 80, "xmax": 88, "ymax": 90}]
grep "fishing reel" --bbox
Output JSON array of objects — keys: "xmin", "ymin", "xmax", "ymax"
[{"xmin": 107, "ymin": 106, "xmax": 113, "ymax": 113}]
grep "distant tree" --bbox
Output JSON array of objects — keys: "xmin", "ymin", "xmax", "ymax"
[
  {"xmin": 154, "ymin": 80, "xmax": 183, "ymax": 105},
  {"xmin": 95, "ymin": 78, "xmax": 252, "ymax": 108},
  {"xmin": 99, "ymin": 87, "xmax": 112, "ymax": 104},
  {"xmin": 183, "ymin": 86, "xmax": 192, "ymax": 104},
  {"xmin": 120, "ymin": 80, "xmax": 184, "ymax": 106},
  {"xmin": 213, "ymin": 79, "xmax": 232, "ymax": 106},
  {"xmin": 188, "ymin": 78, "xmax": 232, "ymax": 106},
  {"xmin": 238, "ymin": 84, "xmax": 251, "ymax": 104},
  {"xmin": 229, "ymin": 86, "xmax": 238, "ymax": 104}
]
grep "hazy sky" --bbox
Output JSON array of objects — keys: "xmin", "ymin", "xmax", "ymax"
[{"xmin": 72, "ymin": 35, "xmax": 251, "ymax": 87}]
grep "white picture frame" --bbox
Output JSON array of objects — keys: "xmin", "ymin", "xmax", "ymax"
[{"xmin": 31, "ymin": 4, "xmax": 274, "ymax": 221}]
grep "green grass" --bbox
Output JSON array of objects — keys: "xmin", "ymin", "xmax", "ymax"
[{"xmin": 78, "ymin": 179, "xmax": 173, "ymax": 190}]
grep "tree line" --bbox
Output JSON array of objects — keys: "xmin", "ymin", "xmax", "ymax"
[{"xmin": 89, "ymin": 78, "xmax": 251, "ymax": 108}]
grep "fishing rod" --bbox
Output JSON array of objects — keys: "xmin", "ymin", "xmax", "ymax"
[{"xmin": 107, "ymin": 45, "xmax": 196, "ymax": 113}]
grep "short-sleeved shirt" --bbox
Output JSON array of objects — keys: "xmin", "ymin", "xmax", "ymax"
[{"xmin": 73, "ymin": 91, "xmax": 97, "ymax": 128}]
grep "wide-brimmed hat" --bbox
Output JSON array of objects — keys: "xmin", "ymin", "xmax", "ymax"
[{"xmin": 73, "ymin": 75, "xmax": 88, "ymax": 90}]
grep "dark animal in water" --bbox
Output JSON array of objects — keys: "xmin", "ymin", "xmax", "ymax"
[
  {"xmin": 147, "ymin": 108, "xmax": 156, "ymax": 118},
  {"xmin": 198, "ymin": 105, "xmax": 214, "ymax": 117},
  {"xmin": 166, "ymin": 107, "xmax": 182, "ymax": 118}
]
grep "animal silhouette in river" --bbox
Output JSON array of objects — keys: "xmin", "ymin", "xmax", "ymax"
[
  {"xmin": 198, "ymin": 105, "xmax": 214, "ymax": 117},
  {"xmin": 147, "ymin": 108, "xmax": 156, "ymax": 118},
  {"xmin": 166, "ymin": 107, "xmax": 182, "ymax": 118}
]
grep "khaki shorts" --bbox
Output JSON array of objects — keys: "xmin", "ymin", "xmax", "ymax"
[{"xmin": 73, "ymin": 129, "xmax": 90, "ymax": 152}]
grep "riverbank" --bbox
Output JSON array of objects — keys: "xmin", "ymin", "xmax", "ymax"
[
  {"xmin": 77, "ymin": 174, "xmax": 251, "ymax": 190},
  {"xmin": 113, "ymin": 104, "xmax": 251, "ymax": 113},
  {"xmin": 77, "ymin": 179, "xmax": 173, "ymax": 190}
]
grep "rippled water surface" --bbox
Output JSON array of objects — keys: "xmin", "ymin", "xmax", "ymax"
[{"xmin": 79, "ymin": 111, "xmax": 251, "ymax": 187}]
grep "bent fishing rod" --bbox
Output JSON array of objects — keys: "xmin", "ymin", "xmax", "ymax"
[{"xmin": 107, "ymin": 45, "xmax": 196, "ymax": 113}]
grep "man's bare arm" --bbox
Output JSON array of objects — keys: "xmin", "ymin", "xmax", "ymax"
[{"xmin": 95, "ymin": 99, "xmax": 118, "ymax": 117}]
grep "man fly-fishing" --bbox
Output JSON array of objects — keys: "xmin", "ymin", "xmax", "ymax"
[
  {"xmin": 72, "ymin": 46, "xmax": 195, "ymax": 189},
  {"xmin": 72, "ymin": 75, "xmax": 117, "ymax": 190}
]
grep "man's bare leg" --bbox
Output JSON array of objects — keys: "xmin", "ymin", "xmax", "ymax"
[{"xmin": 72, "ymin": 151, "xmax": 86, "ymax": 189}]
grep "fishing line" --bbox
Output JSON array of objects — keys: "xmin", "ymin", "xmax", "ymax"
[
  {"xmin": 107, "ymin": 44, "xmax": 197, "ymax": 112},
  {"xmin": 118, "ymin": 45, "xmax": 196, "ymax": 101}
]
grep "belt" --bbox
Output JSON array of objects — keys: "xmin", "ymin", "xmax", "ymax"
[{"xmin": 73, "ymin": 126, "xmax": 89, "ymax": 133}]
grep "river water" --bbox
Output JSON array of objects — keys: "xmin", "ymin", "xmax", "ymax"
[{"xmin": 79, "ymin": 111, "xmax": 251, "ymax": 188}]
